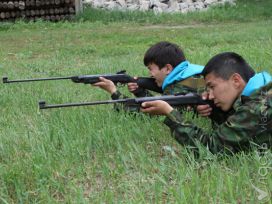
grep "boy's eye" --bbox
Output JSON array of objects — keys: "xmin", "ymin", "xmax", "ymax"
[{"xmin": 206, "ymin": 85, "xmax": 214, "ymax": 92}]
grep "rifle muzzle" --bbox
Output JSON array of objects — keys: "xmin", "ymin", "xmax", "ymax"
[
  {"xmin": 39, "ymin": 101, "xmax": 46, "ymax": 109},
  {"xmin": 2, "ymin": 77, "xmax": 8, "ymax": 83}
]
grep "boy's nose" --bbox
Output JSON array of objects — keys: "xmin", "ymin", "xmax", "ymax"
[{"xmin": 208, "ymin": 91, "xmax": 215, "ymax": 100}]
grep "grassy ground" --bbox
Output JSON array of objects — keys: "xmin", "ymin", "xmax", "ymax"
[{"xmin": 0, "ymin": 0, "xmax": 271, "ymax": 203}]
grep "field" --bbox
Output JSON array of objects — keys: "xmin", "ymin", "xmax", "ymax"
[{"xmin": 0, "ymin": 0, "xmax": 271, "ymax": 203}]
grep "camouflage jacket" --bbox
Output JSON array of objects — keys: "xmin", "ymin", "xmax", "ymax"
[{"xmin": 164, "ymin": 82, "xmax": 272, "ymax": 154}]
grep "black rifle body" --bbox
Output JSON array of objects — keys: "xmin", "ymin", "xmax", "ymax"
[
  {"xmin": 3, "ymin": 72, "xmax": 162, "ymax": 93},
  {"xmin": 39, "ymin": 93, "xmax": 209, "ymax": 109}
]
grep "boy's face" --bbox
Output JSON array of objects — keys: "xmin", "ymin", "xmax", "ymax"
[
  {"xmin": 147, "ymin": 63, "xmax": 172, "ymax": 87},
  {"xmin": 205, "ymin": 72, "xmax": 244, "ymax": 111}
]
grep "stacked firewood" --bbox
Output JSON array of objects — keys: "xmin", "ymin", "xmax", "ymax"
[{"xmin": 0, "ymin": 0, "xmax": 76, "ymax": 22}]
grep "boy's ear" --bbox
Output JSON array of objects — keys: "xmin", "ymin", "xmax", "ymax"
[
  {"xmin": 165, "ymin": 64, "xmax": 173, "ymax": 74},
  {"xmin": 230, "ymin": 73, "xmax": 246, "ymax": 89}
]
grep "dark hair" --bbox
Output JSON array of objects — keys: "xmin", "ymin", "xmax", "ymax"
[
  {"xmin": 143, "ymin": 41, "xmax": 186, "ymax": 69},
  {"xmin": 202, "ymin": 52, "xmax": 255, "ymax": 82}
]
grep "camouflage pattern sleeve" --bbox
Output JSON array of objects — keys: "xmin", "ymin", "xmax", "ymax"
[
  {"xmin": 111, "ymin": 90, "xmax": 124, "ymax": 100},
  {"xmin": 132, "ymin": 88, "xmax": 153, "ymax": 97},
  {"xmin": 110, "ymin": 90, "xmax": 141, "ymax": 112},
  {"xmin": 163, "ymin": 83, "xmax": 272, "ymax": 154}
]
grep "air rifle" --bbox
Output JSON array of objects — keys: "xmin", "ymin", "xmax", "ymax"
[
  {"xmin": 2, "ymin": 70, "xmax": 163, "ymax": 93},
  {"xmin": 39, "ymin": 93, "xmax": 210, "ymax": 110}
]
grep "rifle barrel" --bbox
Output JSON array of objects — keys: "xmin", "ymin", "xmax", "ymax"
[
  {"xmin": 3, "ymin": 76, "xmax": 72, "ymax": 83},
  {"xmin": 39, "ymin": 98, "xmax": 134, "ymax": 109},
  {"xmin": 39, "ymin": 94, "xmax": 209, "ymax": 110}
]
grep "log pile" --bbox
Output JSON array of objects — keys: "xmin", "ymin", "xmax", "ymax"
[{"xmin": 0, "ymin": 0, "xmax": 77, "ymax": 22}]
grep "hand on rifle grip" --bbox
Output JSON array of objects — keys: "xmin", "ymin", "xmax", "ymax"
[
  {"xmin": 197, "ymin": 92, "xmax": 212, "ymax": 117},
  {"xmin": 127, "ymin": 77, "xmax": 139, "ymax": 93},
  {"xmin": 92, "ymin": 77, "xmax": 117, "ymax": 94}
]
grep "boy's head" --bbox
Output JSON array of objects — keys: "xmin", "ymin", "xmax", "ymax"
[
  {"xmin": 203, "ymin": 52, "xmax": 255, "ymax": 111},
  {"xmin": 143, "ymin": 41, "xmax": 186, "ymax": 87}
]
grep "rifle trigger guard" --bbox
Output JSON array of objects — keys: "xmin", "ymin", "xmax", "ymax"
[{"xmin": 116, "ymin": 70, "xmax": 126, "ymax": 74}]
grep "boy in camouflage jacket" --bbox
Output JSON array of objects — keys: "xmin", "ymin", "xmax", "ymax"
[
  {"xmin": 141, "ymin": 52, "xmax": 272, "ymax": 154},
  {"xmin": 93, "ymin": 41, "xmax": 206, "ymax": 111}
]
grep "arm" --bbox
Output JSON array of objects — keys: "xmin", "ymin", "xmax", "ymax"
[
  {"xmin": 164, "ymin": 104, "xmax": 270, "ymax": 154},
  {"xmin": 142, "ymin": 99, "xmax": 271, "ymax": 154},
  {"xmin": 92, "ymin": 77, "xmax": 141, "ymax": 112},
  {"xmin": 91, "ymin": 77, "xmax": 126, "ymax": 99}
]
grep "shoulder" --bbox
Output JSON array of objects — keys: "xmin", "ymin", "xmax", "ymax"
[
  {"xmin": 225, "ymin": 83, "xmax": 272, "ymax": 128},
  {"xmin": 248, "ymin": 82, "xmax": 271, "ymax": 109},
  {"xmin": 163, "ymin": 81, "xmax": 197, "ymax": 95}
]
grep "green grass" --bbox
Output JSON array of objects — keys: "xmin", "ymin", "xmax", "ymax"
[{"xmin": 0, "ymin": 0, "xmax": 271, "ymax": 203}]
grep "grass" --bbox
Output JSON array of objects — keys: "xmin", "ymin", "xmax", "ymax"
[{"xmin": 0, "ymin": 0, "xmax": 271, "ymax": 203}]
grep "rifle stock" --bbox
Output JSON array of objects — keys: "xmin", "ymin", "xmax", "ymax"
[
  {"xmin": 3, "ymin": 70, "xmax": 162, "ymax": 93},
  {"xmin": 39, "ymin": 93, "xmax": 209, "ymax": 110}
]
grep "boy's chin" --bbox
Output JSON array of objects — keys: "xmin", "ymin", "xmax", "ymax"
[
  {"xmin": 221, "ymin": 105, "xmax": 231, "ymax": 112},
  {"xmin": 156, "ymin": 82, "xmax": 162, "ymax": 87}
]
